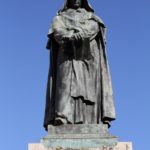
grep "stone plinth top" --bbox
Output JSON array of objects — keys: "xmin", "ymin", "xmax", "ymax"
[{"xmin": 28, "ymin": 142, "xmax": 132, "ymax": 150}]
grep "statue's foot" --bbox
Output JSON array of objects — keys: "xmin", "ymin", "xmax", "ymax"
[
  {"xmin": 103, "ymin": 120, "xmax": 111, "ymax": 128},
  {"xmin": 54, "ymin": 117, "xmax": 67, "ymax": 126}
]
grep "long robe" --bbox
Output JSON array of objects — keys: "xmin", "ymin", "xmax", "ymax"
[{"xmin": 44, "ymin": 8, "xmax": 116, "ymax": 130}]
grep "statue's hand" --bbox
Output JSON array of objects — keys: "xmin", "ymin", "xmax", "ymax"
[
  {"xmin": 62, "ymin": 32, "xmax": 84, "ymax": 42},
  {"xmin": 62, "ymin": 36, "xmax": 70, "ymax": 42},
  {"xmin": 62, "ymin": 30, "xmax": 75, "ymax": 42},
  {"xmin": 71, "ymin": 32, "xmax": 84, "ymax": 41}
]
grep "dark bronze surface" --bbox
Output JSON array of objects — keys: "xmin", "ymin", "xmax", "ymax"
[{"xmin": 44, "ymin": 0, "xmax": 116, "ymax": 131}]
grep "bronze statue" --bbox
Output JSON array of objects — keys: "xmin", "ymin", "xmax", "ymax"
[{"xmin": 44, "ymin": 0, "xmax": 116, "ymax": 131}]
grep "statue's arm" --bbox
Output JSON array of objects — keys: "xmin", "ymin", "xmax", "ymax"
[
  {"xmin": 53, "ymin": 28, "xmax": 74, "ymax": 45},
  {"xmin": 83, "ymin": 19, "xmax": 99, "ymax": 39},
  {"xmin": 50, "ymin": 16, "xmax": 73, "ymax": 44},
  {"xmin": 70, "ymin": 19, "xmax": 99, "ymax": 41}
]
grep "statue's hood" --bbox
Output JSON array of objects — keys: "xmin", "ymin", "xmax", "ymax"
[{"xmin": 58, "ymin": 0, "xmax": 94, "ymax": 13}]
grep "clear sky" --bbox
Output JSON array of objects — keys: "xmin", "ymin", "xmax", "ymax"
[{"xmin": 0, "ymin": 0, "xmax": 150, "ymax": 149}]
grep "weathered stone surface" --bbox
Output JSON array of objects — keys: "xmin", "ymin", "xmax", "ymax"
[
  {"xmin": 41, "ymin": 138, "xmax": 118, "ymax": 149},
  {"xmin": 28, "ymin": 142, "xmax": 132, "ymax": 150},
  {"xmin": 48, "ymin": 124, "xmax": 110, "ymax": 137},
  {"xmin": 48, "ymin": 124, "xmax": 108, "ymax": 135}
]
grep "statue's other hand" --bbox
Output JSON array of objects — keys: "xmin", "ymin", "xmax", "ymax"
[
  {"xmin": 62, "ymin": 30, "xmax": 75, "ymax": 42},
  {"xmin": 62, "ymin": 36, "xmax": 69, "ymax": 41},
  {"xmin": 62, "ymin": 32, "xmax": 84, "ymax": 42},
  {"xmin": 62, "ymin": 36, "xmax": 72, "ymax": 44},
  {"xmin": 62, "ymin": 33, "xmax": 74, "ymax": 42}
]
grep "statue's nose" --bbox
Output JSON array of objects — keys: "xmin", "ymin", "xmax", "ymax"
[{"xmin": 75, "ymin": 0, "xmax": 79, "ymax": 3}]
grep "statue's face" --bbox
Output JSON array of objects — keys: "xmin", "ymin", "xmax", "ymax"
[{"xmin": 67, "ymin": 0, "xmax": 82, "ymax": 9}]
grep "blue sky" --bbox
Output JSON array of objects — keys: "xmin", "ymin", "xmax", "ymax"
[{"xmin": 0, "ymin": 0, "xmax": 150, "ymax": 149}]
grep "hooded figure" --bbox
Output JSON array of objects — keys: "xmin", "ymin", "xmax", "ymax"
[{"xmin": 44, "ymin": 0, "xmax": 116, "ymax": 130}]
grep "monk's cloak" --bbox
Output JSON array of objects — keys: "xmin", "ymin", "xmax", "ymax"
[{"xmin": 44, "ymin": 8, "xmax": 116, "ymax": 130}]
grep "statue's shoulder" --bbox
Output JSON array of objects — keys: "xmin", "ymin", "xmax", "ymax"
[
  {"xmin": 52, "ymin": 14, "xmax": 61, "ymax": 22},
  {"xmin": 52, "ymin": 11, "xmax": 69, "ymax": 24},
  {"xmin": 79, "ymin": 9, "xmax": 105, "ymax": 28},
  {"xmin": 51, "ymin": 14, "xmax": 64, "ymax": 28},
  {"xmin": 91, "ymin": 13, "xmax": 106, "ymax": 28}
]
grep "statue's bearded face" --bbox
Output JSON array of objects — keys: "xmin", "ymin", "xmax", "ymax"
[{"xmin": 67, "ymin": 0, "xmax": 82, "ymax": 9}]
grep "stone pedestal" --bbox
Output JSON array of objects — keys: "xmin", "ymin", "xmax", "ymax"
[
  {"xmin": 29, "ymin": 125, "xmax": 132, "ymax": 150},
  {"xmin": 28, "ymin": 142, "xmax": 132, "ymax": 150},
  {"xmin": 41, "ymin": 124, "xmax": 118, "ymax": 148}
]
